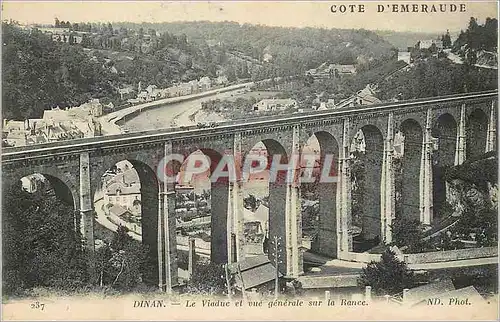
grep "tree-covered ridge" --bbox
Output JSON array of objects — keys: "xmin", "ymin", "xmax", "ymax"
[
  {"xmin": 2, "ymin": 20, "xmax": 396, "ymax": 120},
  {"xmin": 2, "ymin": 23, "xmax": 117, "ymax": 120},
  {"xmin": 454, "ymin": 17, "xmax": 498, "ymax": 53},
  {"xmin": 114, "ymin": 21, "xmax": 396, "ymax": 72},
  {"xmin": 377, "ymin": 58, "xmax": 497, "ymax": 101}
]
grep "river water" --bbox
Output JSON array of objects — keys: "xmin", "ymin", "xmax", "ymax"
[{"xmin": 121, "ymin": 88, "xmax": 247, "ymax": 132}]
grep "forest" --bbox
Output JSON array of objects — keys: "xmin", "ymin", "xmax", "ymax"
[
  {"xmin": 2, "ymin": 20, "xmax": 395, "ymax": 120},
  {"xmin": 2, "ymin": 23, "xmax": 117, "ymax": 120}
]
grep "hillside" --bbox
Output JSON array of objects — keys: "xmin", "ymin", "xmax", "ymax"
[
  {"xmin": 376, "ymin": 17, "xmax": 498, "ymax": 101},
  {"xmin": 114, "ymin": 21, "xmax": 397, "ymax": 73},
  {"xmin": 2, "ymin": 23, "xmax": 117, "ymax": 120},
  {"xmin": 377, "ymin": 57, "xmax": 497, "ymax": 101},
  {"xmin": 3, "ymin": 21, "xmax": 396, "ymax": 120}
]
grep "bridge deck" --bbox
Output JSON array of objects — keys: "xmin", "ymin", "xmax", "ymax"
[{"xmin": 2, "ymin": 90, "xmax": 497, "ymax": 162}]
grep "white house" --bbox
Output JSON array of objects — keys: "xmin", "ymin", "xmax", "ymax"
[
  {"xmin": 253, "ymin": 98, "xmax": 298, "ymax": 112},
  {"xmin": 104, "ymin": 168, "xmax": 141, "ymax": 211},
  {"xmin": 398, "ymin": 51, "xmax": 411, "ymax": 64},
  {"xmin": 198, "ymin": 76, "xmax": 212, "ymax": 91},
  {"xmin": 214, "ymin": 75, "xmax": 229, "ymax": 86},
  {"xmin": 419, "ymin": 39, "xmax": 443, "ymax": 50},
  {"xmin": 329, "ymin": 64, "xmax": 357, "ymax": 75}
]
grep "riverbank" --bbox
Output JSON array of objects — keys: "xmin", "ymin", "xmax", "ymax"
[{"xmin": 98, "ymin": 82, "xmax": 254, "ymax": 135}]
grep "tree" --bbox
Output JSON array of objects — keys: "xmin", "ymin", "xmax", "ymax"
[
  {"xmin": 391, "ymin": 216, "xmax": 426, "ymax": 252},
  {"xmin": 243, "ymin": 194, "xmax": 258, "ymax": 212},
  {"xmin": 226, "ymin": 66, "xmax": 237, "ymax": 82},
  {"xmin": 107, "ymin": 22, "xmax": 114, "ymax": 35},
  {"xmin": 358, "ymin": 249, "xmax": 415, "ymax": 295},
  {"xmin": 185, "ymin": 262, "xmax": 227, "ymax": 295},
  {"xmin": 237, "ymin": 62, "xmax": 249, "ymax": 79},
  {"xmin": 441, "ymin": 30, "xmax": 452, "ymax": 49},
  {"xmin": 3, "ymin": 180, "xmax": 90, "ymax": 295},
  {"xmin": 95, "ymin": 224, "xmax": 150, "ymax": 291},
  {"xmin": 111, "ymin": 224, "xmax": 132, "ymax": 251}
]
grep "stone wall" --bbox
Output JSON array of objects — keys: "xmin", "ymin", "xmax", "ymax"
[
  {"xmin": 339, "ymin": 247, "xmax": 497, "ymax": 265},
  {"xmin": 403, "ymin": 246, "xmax": 497, "ymax": 264}
]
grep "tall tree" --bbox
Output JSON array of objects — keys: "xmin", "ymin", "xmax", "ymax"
[{"xmin": 358, "ymin": 249, "xmax": 415, "ymax": 295}]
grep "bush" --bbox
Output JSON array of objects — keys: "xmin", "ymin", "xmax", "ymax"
[
  {"xmin": 95, "ymin": 225, "xmax": 150, "ymax": 291},
  {"xmin": 358, "ymin": 249, "xmax": 415, "ymax": 295},
  {"xmin": 185, "ymin": 262, "xmax": 228, "ymax": 296},
  {"xmin": 391, "ymin": 216, "xmax": 426, "ymax": 253},
  {"xmin": 444, "ymin": 154, "xmax": 497, "ymax": 191}
]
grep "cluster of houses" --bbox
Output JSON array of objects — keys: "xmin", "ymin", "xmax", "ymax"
[
  {"xmin": 335, "ymin": 84, "xmax": 381, "ymax": 108},
  {"xmin": 251, "ymin": 97, "xmax": 331, "ymax": 113},
  {"xmin": 3, "ymin": 99, "xmax": 104, "ymax": 147},
  {"xmin": 22, "ymin": 26, "xmax": 87, "ymax": 44},
  {"xmin": 175, "ymin": 185, "xmax": 210, "ymax": 223},
  {"xmin": 419, "ymin": 39, "xmax": 444, "ymax": 51},
  {"xmin": 250, "ymin": 83, "xmax": 381, "ymax": 116},
  {"xmin": 306, "ymin": 62, "xmax": 357, "ymax": 80},
  {"xmin": 122, "ymin": 75, "xmax": 230, "ymax": 105},
  {"xmin": 398, "ymin": 38, "xmax": 446, "ymax": 65},
  {"xmin": 102, "ymin": 161, "xmax": 142, "ymax": 225},
  {"xmin": 252, "ymin": 98, "xmax": 298, "ymax": 112}
]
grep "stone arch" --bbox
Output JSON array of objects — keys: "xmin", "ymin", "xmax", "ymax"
[
  {"xmin": 3, "ymin": 169, "xmax": 80, "ymax": 233},
  {"xmin": 175, "ymin": 148, "xmax": 229, "ymax": 264},
  {"xmin": 432, "ymin": 113, "xmax": 457, "ymax": 167},
  {"xmin": 94, "ymin": 159, "xmax": 159, "ymax": 285},
  {"xmin": 3, "ymin": 166, "xmax": 80, "ymax": 211},
  {"xmin": 466, "ymin": 109, "xmax": 488, "ymax": 160},
  {"xmin": 431, "ymin": 113, "xmax": 457, "ymax": 221},
  {"xmin": 43, "ymin": 174, "xmax": 76, "ymax": 207},
  {"xmin": 350, "ymin": 124, "xmax": 384, "ymax": 251},
  {"xmin": 302, "ymin": 131, "xmax": 340, "ymax": 258},
  {"xmin": 398, "ymin": 119, "xmax": 423, "ymax": 222},
  {"xmin": 244, "ymin": 138, "xmax": 289, "ymax": 274}
]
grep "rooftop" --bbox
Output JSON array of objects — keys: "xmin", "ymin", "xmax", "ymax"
[
  {"xmin": 228, "ymin": 254, "xmax": 281, "ymax": 290},
  {"xmin": 109, "ymin": 204, "xmax": 132, "ymax": 218}
]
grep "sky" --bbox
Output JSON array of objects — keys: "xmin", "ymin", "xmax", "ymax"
[{"xmin": 1, "ymin": 1, "xmax": 498, "ymax": 33}]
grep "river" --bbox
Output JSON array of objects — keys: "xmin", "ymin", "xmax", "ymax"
[{"xmin": 121, "ymin": 88, "xmax": 249, "ymax": 132}]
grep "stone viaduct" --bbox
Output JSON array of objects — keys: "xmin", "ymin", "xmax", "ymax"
[{"xmin": 2, "ymin": 91, "xmax": 497, "ymax": 292}]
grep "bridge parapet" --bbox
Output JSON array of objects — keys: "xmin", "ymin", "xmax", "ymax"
[{"xmin": 2, "ymin": 91, "xmax": 496, "ymax": 164}]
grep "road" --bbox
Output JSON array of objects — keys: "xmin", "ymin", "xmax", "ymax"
[
  {"xmin": 94, "ymin": 196, "xmax": 142, "ymax": 241},
  {"xmin": 94, "ymin": 194, "xmax": 213, "ymax": 256}
]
